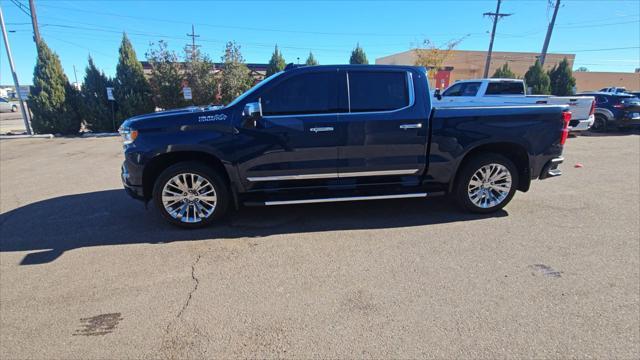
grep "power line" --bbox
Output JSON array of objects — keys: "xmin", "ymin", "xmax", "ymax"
[
  {"xmin": 35, "ymin": 2, "xmax": 478, "ymax": 39},
  {"xmin": 8, "ymin": 0, "xmax": 31, "ymax": 17}
]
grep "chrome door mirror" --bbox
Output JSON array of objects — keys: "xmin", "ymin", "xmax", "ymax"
[{"xmin": 242, "ymin": 101, "xmax": 262, "ymax": 128}]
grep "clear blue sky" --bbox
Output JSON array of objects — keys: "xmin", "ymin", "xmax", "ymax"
[{"xmin": 2, "ymin": 0, "xmax": 639, "ymax": 85}]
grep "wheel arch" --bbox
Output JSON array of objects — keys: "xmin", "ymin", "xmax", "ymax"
[
  {"xmin": 450, "ymin": 142, "xmax": 531, "ymax": 193},
  {"xmin": 142, "ymin": 151, "xmax": 236, "ymax": 203}
]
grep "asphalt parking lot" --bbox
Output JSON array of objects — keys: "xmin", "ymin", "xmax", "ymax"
[{"xmin": 0, "ymin": 133, "xmax": 638, "ymax": 358}]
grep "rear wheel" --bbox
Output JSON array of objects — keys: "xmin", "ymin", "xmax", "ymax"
[
  {"xmin": 152, "ymin": 162, "xmax": 229, "ymax": 228},
  {"xmin": 454, "ymin": 153, "xmax": 519, "ymax": 213},
  {"xmin": 11, "ymin": 105, "xmax": 17, "ymax": 112},
  {"xmin": 591, "ymin": 115, "xmax": 608, "ymax": 132}
]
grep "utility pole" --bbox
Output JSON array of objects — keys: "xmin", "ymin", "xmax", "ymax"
[
  {"xmin": 1, "ymin": 7, "xmax": 32, "ymax": 134},
  {"xmin": 28, "ymin": 0, "xmax": 41, "ymax": 44},
  {"xmin": 482, "ymin": 0, "xmax": 511, "ymax": 78},
  {"xmin": 540, "ymin": 0, "xmax": 560, "ymax": 66},
  {"xmin": 186, "ymin": 24, "xmax": 200, "ymax": 61}
]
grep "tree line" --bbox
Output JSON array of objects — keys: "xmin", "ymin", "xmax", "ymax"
[
  {"xmin": 27, "ymin": 35, "xmax": 371, "ymax": 135},
  {"xmin": 491, "ymin": 58, "xmax": 576, "ymax": 96}
]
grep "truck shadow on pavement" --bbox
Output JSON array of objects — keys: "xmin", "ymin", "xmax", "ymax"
[{"xmin": 0, "ymin": 189, "xmax": 507, "ymax": 265}]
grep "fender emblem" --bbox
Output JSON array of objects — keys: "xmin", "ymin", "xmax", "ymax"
[{"xmin": 198, "ymin": 114, "xmax": 227, "ymax": 122}]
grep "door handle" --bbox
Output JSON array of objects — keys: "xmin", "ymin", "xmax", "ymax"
[
  {"xmin": 399, "ymin": 123, "xmax": 422, "ymax": 130},
  {"xmin": 310, "ymin": 127, "xmax": 334, "ymax": 133}
]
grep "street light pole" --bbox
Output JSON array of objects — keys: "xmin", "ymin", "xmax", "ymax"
[{"xmin": 1, "ymin": 6, "xmax": 33, "ymax": 134}]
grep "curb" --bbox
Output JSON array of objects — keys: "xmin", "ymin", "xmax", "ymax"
[
  {"xmin": 0, "ymin": 134, "xmax": 54, "ymax": 140},
  {"xmin": 80, "ymin": 132, "xmax": 119, "ymax": 138}
]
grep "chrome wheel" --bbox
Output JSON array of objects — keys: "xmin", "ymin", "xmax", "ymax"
[
  {"xmin": 467, "ymin": 163, "xmax": 512, "ymax": 209},
  {"xmin": 161, "ymin": 173, "xmax": 217, "ymax": 223}
]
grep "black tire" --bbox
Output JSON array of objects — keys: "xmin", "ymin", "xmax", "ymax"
[
  {"xmin": 152, "ymin": 162, "xmax": 230, "ymax": 229},
  {"xmin": 454, "ymin": 153, "xmax": 519, "ymax": 213},
  {"xmin": 591, "ymin": 115, "xmax": 608, "ymax": 132},
  {"xmin": 11, "ymin": 105, "xmax": 17, "ymax": 112}
]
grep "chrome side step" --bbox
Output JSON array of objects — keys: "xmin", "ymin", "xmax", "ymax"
[{"xmin": 263, "ymin": 193, "xmax": 428, "ymax": 206}]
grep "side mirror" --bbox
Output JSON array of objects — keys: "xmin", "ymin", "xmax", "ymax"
[
  {"xmin": 242, "ymin": 101, "xmax": 262, "ymax": 128},
  {"xmin": 434, "ymin": 88, "xmax": 442, "ymax": 100}
]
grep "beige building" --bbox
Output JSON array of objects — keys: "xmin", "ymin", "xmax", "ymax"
[{"xmin": 376, "ymin": 49, "xmax": 639, "ymax": 92}]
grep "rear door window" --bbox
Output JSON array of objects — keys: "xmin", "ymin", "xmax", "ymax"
[
  {"xmin": 443, "ymin": 82, "xmax": 481, "ymax": 97},
  {"xmin": 261, "ymin": 71, "xmax": 339, "ymax": 116},
  {"xmin": 486, "ymin": 82, "xmax": 524, "ymax": 95},
  {"xmin": 347, "ymin": 71, "xmax": 409, "ymax": 112}
]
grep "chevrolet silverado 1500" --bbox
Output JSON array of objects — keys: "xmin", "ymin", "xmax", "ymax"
[{"xmin": 120, "ymin": 65, "xmax": 570, "ymax": 228}]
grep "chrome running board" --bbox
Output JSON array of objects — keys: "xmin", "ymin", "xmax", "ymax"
[{"xmin": 263, "ymin": 193, "xmax": 428, "ymax": 206}]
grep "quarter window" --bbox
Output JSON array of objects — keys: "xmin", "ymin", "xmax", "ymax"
[
  {"xmin": 348, "ymin": 71, "xmax": 409, "ymax": 112},
  {"xmin": 261, "ymin": 72, "xmax": 338, "ymax": 116},
  {"xmin": 486, "ymin": 82, "xmax": 524, "ymax": 95}
]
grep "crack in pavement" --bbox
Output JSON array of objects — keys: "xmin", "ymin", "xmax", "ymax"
[
  {"xmin": 157, "ymin": 253, "xmax": 205, "ymax": 359},
  {"xmin": 176, "ymin": 254, "xmax": 202, "ymax": 320}
]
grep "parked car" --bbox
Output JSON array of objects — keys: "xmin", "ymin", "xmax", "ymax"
[
  {"xmin": 0, "ymin": 98, "xmax": 17, "ymax": 113},
  {"xmin": 599, "ymin": 87, "xmax": 628, "ymax": 94},
  {"xmin": 119, "ymin": 65, "xmax": 570, "ymax": 228},
  {"xmin": 434, "ymin": 79, "xmax": 595, "ymax": 131},
  {"xmin": 579, "ymin": 92, "xmax": 640, "ymax": 131}
]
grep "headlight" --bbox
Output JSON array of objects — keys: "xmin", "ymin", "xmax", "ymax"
[{"xmin": 118, "ymin": 126, "xmax": 138, "ymax": 145}]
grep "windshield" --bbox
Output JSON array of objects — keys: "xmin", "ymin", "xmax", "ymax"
[{"xmin": 225, "ymin": 71, "xmax": 284, "ymax": 108}]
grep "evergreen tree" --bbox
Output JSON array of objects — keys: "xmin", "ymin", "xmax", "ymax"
[
  {"xmin": 349, "ymin": 43, "xmax": 369, "ymax": 64},
  {"xmin": 81, "ymin": 56, "xmax": 114, "ymax": 132},
  {"xmin": 524, "ymin": 60, "xmax": 551, "ymax": 95},
  {"xmin": 184, "ymin": 48, "xmax": 217, "ymax": 106},
  {"xmin": 220, "ymin": 41, "xmax": 252, "ymax": 105},
  {"xmin": 548, "ymin": 58, "xmax": 576, "ymax": 96},
  {"xmin": 305, "ymin": 51, "xmax": 318, "ymax": 66},
  {"xmin": 491, "ymin": 62, "xmax": 517, "ymax": 79},
  {"xmin": 114, "ymin": 33, "xmax": 153, "ymax": 125},
  {"xmin": 146, "ymin": 40, "xmax": 186, "ymax": 110},
  {"xmin": 266, "ymin": 45, "xmax": 286, "ymax": 76},
  {"xmin": 27, "ymin": 40, "xmax": 82, "ymax": 134}
]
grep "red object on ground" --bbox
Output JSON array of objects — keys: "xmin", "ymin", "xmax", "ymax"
[{"xmin": 574, "ymin": 163, "xmax": 583, "ymax": 168}]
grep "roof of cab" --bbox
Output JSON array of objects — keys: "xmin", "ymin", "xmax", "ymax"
[{"xmin": 283, "ymin": 64, "xmax": 424, "ymax": 72}]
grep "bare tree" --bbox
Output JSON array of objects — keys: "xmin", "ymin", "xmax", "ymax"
[{"xmin": 413, "ymin": 37, "xmax": 465, "ymax": 85}]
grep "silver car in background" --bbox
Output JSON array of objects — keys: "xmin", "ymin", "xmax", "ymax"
[{"xmin": 0, "ymin": 98, "xmax": 18, "ymax": 113}]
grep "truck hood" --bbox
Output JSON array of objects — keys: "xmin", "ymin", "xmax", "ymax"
[{"xmin": 122, "ymin": 105, "xmax": 230, "ymax": 130}]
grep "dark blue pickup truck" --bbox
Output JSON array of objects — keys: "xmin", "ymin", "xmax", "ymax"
[{"xmin": 119, "ymin": 65, "xmax": 570, "ymax": 228}]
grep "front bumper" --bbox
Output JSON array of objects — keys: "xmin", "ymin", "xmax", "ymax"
[
  {"xmin": 617, "ymin": 112, "xmax": 640, "ymax": 127},
  {"xmin": 569, "ymin": 114, "xmax": 594, "ymax": 132},
  {"xmin": 122, "ymin": 162, "xmax": 145, "ymax": 200},
  {"xmin": 539, "ymin": 157, "xmax": 564, "ymax": 180}
]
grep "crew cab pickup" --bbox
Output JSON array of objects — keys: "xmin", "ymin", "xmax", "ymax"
[
  {"xmin": 434, "ymin": 78, "xmax": 595, "ymax": 131},
  {"xmin": 120, "ymin": 65, "xmax": 570, "ymax": 228}
]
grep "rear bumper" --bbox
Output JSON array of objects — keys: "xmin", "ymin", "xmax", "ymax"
[
  {"xmin": 569, "ymin": 114, "xmax": 594, "ymax": 131},
  {"xmin": 539, "ymin": 157, "xmax": 564, "ymax": 179}
]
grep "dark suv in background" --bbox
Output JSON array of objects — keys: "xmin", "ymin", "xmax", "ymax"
[{"xmin": 579, "ymin": 92, "xmax": 640, "ymax": 131}]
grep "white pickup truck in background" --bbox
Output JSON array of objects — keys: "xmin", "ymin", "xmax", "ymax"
[{"xmin": 433, "ymin": 79, "xmax": 596, "ymax": 131}]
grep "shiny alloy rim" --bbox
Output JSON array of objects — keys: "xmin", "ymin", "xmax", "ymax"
[
  {"xmin": 162, "ymin": 173, "xmax": 217, "ymax": 223},
  {"xmin": 467, "ymin": 163, "xmax": 512, "ymax": 208}
]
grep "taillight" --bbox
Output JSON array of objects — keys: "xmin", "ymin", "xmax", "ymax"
[
  {"xmin": 589, "ymin": 100, "xmax": 595, "ymax": 115},
  {"xmin": 560, "ymin": 111, "xmax": 571, "ymax": 145}
]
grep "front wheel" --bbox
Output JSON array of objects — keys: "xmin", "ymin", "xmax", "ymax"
[
  {"xmin": 454, "ymin": 153, "xmax": 519, "ymax": 213},
  {"xmin": 152, "ymin": 162, "xmax": 230, "ymax": 228},
  {"xmin": 11, "ymin": 105, "xmax": 17, "ymax": 112}
]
